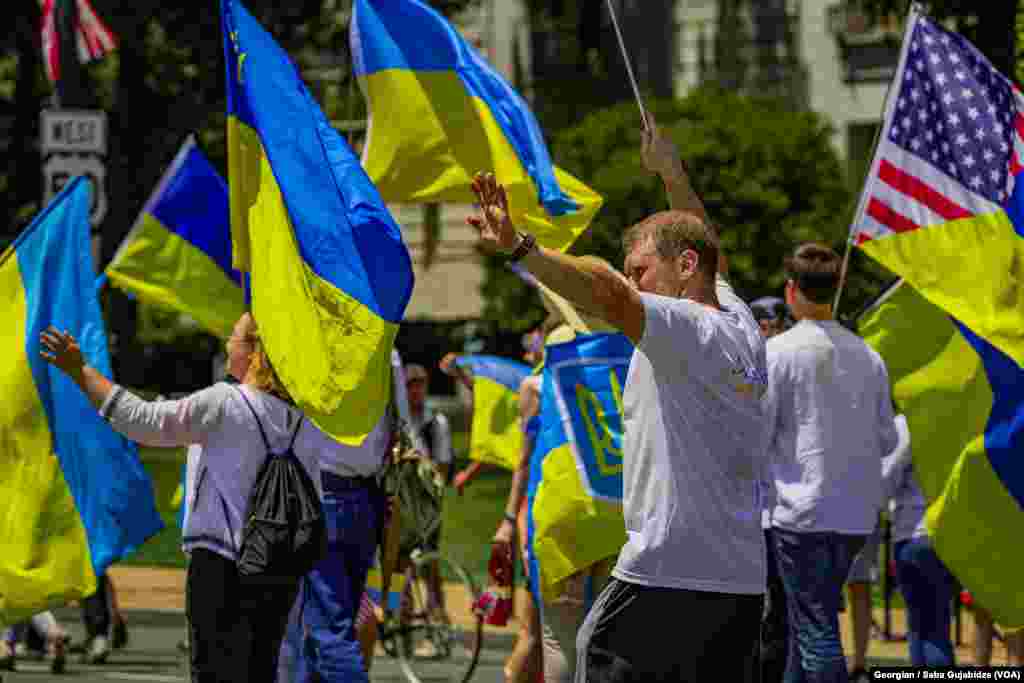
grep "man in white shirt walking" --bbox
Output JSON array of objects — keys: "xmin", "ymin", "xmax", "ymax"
[
  {"xmin": 766, "ymin": 243, "xmax": 899, "ymax": 683},
  {"xmin": 466, "ymin": 114, "xmax": 768, "ymax": 682}
]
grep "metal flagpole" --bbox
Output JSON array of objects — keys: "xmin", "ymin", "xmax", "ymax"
[{"xmin": 604, "ymin": 0, "xmax": 649, "ymax": 130}]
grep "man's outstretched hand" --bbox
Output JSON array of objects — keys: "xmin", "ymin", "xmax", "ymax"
[{"xmin": 468, "ymin": 172, "xmax": 519, "ymax": 253}]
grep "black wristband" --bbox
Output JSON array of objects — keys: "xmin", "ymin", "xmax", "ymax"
[{"xmin": 508, "ymin": 232, "xmax": 536, "ymax": 263}]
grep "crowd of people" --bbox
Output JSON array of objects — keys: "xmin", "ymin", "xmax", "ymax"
[{"xmin": 8, "ymin": 117, "xmax": 1017, "ymax": 683}]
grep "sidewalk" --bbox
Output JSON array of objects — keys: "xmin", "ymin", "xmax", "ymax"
[{"xmin": 108, "ymin": 567, "xmax": 1015, "ymax": 665}]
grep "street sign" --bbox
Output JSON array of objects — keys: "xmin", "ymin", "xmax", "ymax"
[
  {"xmin": 40, "ymin": 109, "xmax": 108, "ymax": 229},
  {"xmin": 41, "ymin": 110, "xmax": 107, "ymax": 154},
  {"xmin": 42, "ymin": 154, "xmax": 108, "ymax": 226}
]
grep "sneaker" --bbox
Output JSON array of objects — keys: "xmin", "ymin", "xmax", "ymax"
[{"xmin": 84, "ymin": 635, "xmax": 110, "ymax": 665}]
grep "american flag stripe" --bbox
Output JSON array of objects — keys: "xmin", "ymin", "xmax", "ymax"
[
  {"xmin": 852, "ymin": 7, "xmax": 1019, "ymax": 245},
  {"xmin": 867, "ymin": 198, "xmax": 920, "ymax": 234},
  {"xmin": 877, "ymin": 159, "xmax": 972, "ymax": 221},
  {"xmin": 39, "ymin": 0, "xmax": 117, "ymax": 84}
]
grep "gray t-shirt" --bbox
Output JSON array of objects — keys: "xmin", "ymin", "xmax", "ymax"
[{"xmin": 613, "ymin": 278, "xmax": 769, "ymax": 595}]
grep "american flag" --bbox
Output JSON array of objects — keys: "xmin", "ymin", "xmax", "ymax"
[
  {"xmin": 852, "ymin": 7, "xmax": 1024, "ymax": 245},
  {"xmin": 40, "ymin": 0, "xmax": 118, "ymax": 84}
]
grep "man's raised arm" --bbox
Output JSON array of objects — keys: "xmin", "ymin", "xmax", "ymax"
[
  {"xmin": 641, "ymin": 113, "xmax": 709, "ymax": 223},
  {"xmin": 467, "ymin": 173, "xmax": 645, "ymax": 344}
]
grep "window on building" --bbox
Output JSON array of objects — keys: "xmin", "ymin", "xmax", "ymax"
[{"xmin": 827, "ymin": 1, "xmax": 902, "ymax": 83}]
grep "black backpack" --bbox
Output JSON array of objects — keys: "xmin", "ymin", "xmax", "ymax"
[{"xmin": 233, "ymin": 387, "xmax": 327, "ymax": 578}]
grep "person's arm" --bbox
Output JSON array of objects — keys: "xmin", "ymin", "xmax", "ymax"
[
  {"xmin": 40, "ymin": 327, "xmax": 224, "ymax": 447},
  {"xmin": 492, "ymin": 378, "xmax": 540, "ymax": 546},
  {"xmin": 454, "ymin": 461, "xmax": 487, "ymax": 495},
  {"xmin": 640, "ymin": 113, "xmax": 709, "ymax": 224},
  {"xmin": 40, "ymin": 327, "xmax": 115, "ymax": 408},
  {"xmin": 439, "ymin": 352, "xmax": 474, "ymax": 393},
  {"xmin": 468, "ymin": 173, "xmax": 645, "ymax": 344},
  {"xmin": 881, "ymin": 416, "xmax": 912, "ymax": 504}
]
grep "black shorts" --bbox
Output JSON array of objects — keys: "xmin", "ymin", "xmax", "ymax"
[{"xmin": 575, "ymin": 578, "xmax": 763, "ymax": 683}]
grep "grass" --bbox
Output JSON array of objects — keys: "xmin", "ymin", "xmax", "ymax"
[
  {"xmin": 123, "ymin": 433, "xmax": 515, "ymax": 586},
  {"xmin": 122, "ymin": 436, "xmax": 908, "ymax": 601}
]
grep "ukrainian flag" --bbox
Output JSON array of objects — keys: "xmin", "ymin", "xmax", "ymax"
[
  {"xmin": 365, "ymin": 565, "xmax": 406, "ymax": 612},
  {"xmin": 105, "ymin": 135, "xmax": 244, "ymax": 339},
  {"xmin": 0, "ymin": 178, "xmax": 163, "ymax": 625},
  {"xmin": 858, "ymin": 281, "xmax": 1024, "ymax": 628},
  {"xmin": 222, "ymin": 0, "xmax": 414, "ymax": 445},
  {"xmin": 526, "ymin": 332, "xmax": 631, "ymax": 602},
  {"xmin": 454, "ymin": 355, "xmax": 531, "ymax": 471},
  {"xmin": 850, "ymin": 9, "xmax": 1024, "ymax": 628},
  {"xmin": 350, "ymin": 0, "xmax": 603, "ymax": 252}
]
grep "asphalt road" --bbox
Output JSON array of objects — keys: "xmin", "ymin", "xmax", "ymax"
[{"xmin": 2, "ymin": 610, "xmax": 513, "ymax": 683}]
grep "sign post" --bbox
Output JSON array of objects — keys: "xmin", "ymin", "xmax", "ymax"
[{"xmin": 40, "ymin": 109, "xmax": 108, "ymax": 261}]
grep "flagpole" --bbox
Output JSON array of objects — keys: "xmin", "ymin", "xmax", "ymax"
[
  {"xmin": 604, "ymin": 0, "xmax": 649, "ymax": 130},
  {"xmin": 832, "ymin": 1, "xmax": 921, "ymax": 318}
]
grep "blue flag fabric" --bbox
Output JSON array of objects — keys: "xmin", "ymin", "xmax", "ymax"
[
  {"xmin": 0, "ymin": 178, "xmax": 163, "ymax": 624},
  {"xmin": 526, "ymin": 333, "xmax": 631, "ymax": 602}
]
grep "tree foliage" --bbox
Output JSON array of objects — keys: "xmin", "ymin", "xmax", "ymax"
[{"xmin": 480, "ymin": 88, "xmax": 889, "ymax": 327}]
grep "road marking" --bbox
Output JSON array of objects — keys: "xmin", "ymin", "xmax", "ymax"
[{"xmin": 103, "ymin": 673, "xmax": 185, "ymax": 682}]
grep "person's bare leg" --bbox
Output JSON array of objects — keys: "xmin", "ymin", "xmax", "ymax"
[
  {"xmin": 973, "ymin": 606, "xmax": 994, "ymax": 666},
  {"xmin": 1005, "ymin": 629, "xmax": 1024, "ymax": 667},
  {"xmin": 847, "ymin": 582, "xmax": 873, "ymax": 674},
  {"xmin": 357, "ymin": 612, "xmax": 379, "ymax": 672},
  {"xmin": 504, "ymin": 593, "xmax": 542, "ymax": 683}
]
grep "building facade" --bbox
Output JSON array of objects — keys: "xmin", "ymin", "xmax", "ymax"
[{"xmin": 675, "ymin": 0, "xmax": 902, "ymax": 183}]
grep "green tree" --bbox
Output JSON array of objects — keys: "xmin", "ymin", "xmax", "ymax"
[{"xmin": 478, "ymin": 88, "xmax": 887, "ymax": 327}]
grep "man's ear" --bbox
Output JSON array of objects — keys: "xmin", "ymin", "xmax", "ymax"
[{"xmin": 679, "ymin": 249, "xmax": 699, "ymax": 280}]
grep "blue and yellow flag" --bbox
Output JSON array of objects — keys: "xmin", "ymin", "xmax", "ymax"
[
  {"xmin": 222, "ymin": 0, "xmax": 414, "ymax": 445},
  {"xmin": 850, "ymin": 9, "xmax": 1024, "ymax": 628},
  {"xmin": 365, "ymin": 565, "xmax": 407, "ymax": 612},
  {"xmin": 0, "ymin": 178, "xmax": 163, "ymax": 625},
  {"xmin": 526, "ymin": 332, "xmax": 630, "ymax": 602},
  {"xmin": 454, "ymin": 355, "xmax": 531, "ymax": 470},
  {"xmin": 350, "ymin": 0, "xmax": 603, "ymax": 252},
  {"xmin": 105, "ymin": 135, "xmax": 244, "ymax": 339},
  {"xmin": 858, "ymin": 280, "xmax": 1024, "ymax": 628}
]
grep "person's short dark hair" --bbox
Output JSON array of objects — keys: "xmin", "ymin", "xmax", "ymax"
[
  {"xmin": 622, "ymin": 210, "xmax": 720, "ymax": 282},
  {"xmin": 749, "ymin": 296, "xmax": 787, "ymax": 322},
  {"xmin": 784, "ymin": 243, "xmax": 841, "ymax": 305}
]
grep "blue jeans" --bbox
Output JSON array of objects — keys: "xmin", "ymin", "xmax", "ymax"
[
  {"xmin": 773, "ymin": 529, "xmax": 867, "ymax": 683},
  {"xmin": 894, "ymin": 537, "xmax": 956, "ymax": 667},
  {"xmin": 762, "ymin": 529, "xmax": 789, "ymax": 683},
  {"xmin": 278, "ymin": 477, "xmax": 385, "ymax": 682}
]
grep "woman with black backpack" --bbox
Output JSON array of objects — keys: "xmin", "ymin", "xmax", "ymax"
[{"xmin": 40, "ymin": 312, "xmax": 329, "ymax": 683}]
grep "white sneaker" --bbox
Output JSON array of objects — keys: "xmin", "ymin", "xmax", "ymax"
[{"xmin": 84, "ymin": 635, "xmax": 110, "ymax": 665}]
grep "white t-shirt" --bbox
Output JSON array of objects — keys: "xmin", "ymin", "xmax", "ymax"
[
  {"xmin": 613, "ymin": 278, "xmax": 769, "ymax": 595},
  {"xmin": 882, "ymin": 415, "xmax": 928, "ymax": 543},
  {"xmin": 766, "ymin": 320, "xmax": 899, "ymax": 535}
]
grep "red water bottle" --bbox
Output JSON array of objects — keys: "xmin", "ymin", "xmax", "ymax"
[{"xmin": 473, "ymin": 542, "xmax": 514, "ymax": 626}]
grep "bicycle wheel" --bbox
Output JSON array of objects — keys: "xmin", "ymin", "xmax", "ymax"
[{"xmin": 397, "ymin": 550, "xmax": 484, "ymax": 683}]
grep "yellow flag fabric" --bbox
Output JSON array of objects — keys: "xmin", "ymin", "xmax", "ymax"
[
  {"xmin": 351, "ymin": 0, "xmax": 603, "ymax": 252},
  {"xmin": 858, "ymin": 281, "xmax": 1024, "ymax": 628},
  {"xmin": 222, "ymin": 0, "xmax": 413, "ymax": 445}
]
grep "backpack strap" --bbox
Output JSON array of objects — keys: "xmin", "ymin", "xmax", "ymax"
[
  {"xmin": 233, "ymin": 386, "xmax": 271, "ymax": 453},
  {"xmin": 286, "ymin": 414, "xmax": 304, "ymax": 452},
  {"xmin": 233, "ymin": 385, "xmax": 303, "ymax": 456}
]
